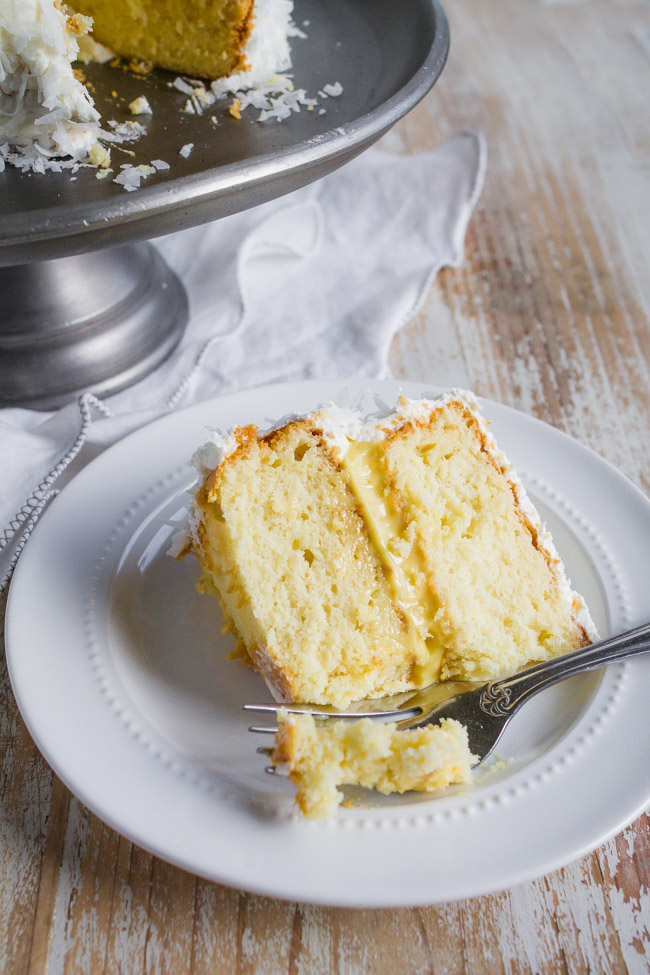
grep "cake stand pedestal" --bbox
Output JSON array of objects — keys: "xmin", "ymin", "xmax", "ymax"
[
  {"xmin": 0, "ymin": 245, "xmax": 187, "ymax": 409},
  {"xmin": 0, "ymin": 0, "xmax": 448, "ymax": 410}
]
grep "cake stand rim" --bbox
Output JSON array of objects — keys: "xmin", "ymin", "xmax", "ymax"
[{"xmin": 0, "ymin": 0, "xmax": 449, "ymax": 256}]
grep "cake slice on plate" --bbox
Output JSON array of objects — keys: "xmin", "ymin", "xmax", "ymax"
[{"xmin": 183, "ymin": 390, "xmax": 597, "ymax": 708}]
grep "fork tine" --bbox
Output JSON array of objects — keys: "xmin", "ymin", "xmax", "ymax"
[
  {"xmin": 244, "ymin": 703, "xmax": 415, "ymax": 719},
  {"xmin": 249, "ymin": 725, "xmax": 278, "ymax": 734},
  {"xmin": 256, "ymin": 746, "xmax": 274, "ymax": 757},
  {"xmin": 244, "ymin": 704, "xmax": 338, "ymax": 715},
  {"xmin": 243, "ymin": 704, "xmax": 288, "ymax": 712}
]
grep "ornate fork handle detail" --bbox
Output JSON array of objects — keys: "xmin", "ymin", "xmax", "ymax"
[
  {"xmin": 479, "ymin": 621, "xmax": 650, "ymax": 718},
  {"xmin": 479, "ymin": 683, "xmax": 513, "ymax": 716}
]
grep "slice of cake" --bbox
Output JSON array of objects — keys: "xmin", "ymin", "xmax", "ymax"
[
  {"xmin": 71, "ymin": 0, "xmax": 293, "ymax": 82},
  {"xmin": 0, "ymin": 0, "xmax": 102, "ymax": 171},
  {"xmin": 272, "ymin": 711, "xmax": 475, "ymax": 820},
  {"xmin": 183, "ymin": 390, "xmax": 597, "ymax": 707}
]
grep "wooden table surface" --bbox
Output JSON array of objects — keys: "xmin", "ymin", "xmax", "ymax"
[{"xmin": 2, "ymin": 0, "xmax": 649, "ymax": 971}]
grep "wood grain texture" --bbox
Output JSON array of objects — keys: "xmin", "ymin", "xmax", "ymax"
[{"xmin": 2, "ymin": 0, "xmax": 649, "ymax": 972}]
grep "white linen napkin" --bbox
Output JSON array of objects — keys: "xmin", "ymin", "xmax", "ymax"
[{"xmin": 1, "ymin": 130, "xmax": 486, "ymax": 589}]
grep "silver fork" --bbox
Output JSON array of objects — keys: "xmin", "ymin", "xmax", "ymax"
[{"xmin": 246, "ymin": 622, "xmax": 650, "ymax": 773}]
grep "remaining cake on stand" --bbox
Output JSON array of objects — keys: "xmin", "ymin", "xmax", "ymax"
[
  {"xmin": 0, "ymin": 0, "xmax": 296, "ymax": 172},
  {"xmin": 70, "ymin": 0, "xmax": 295, "ymax": 84}
]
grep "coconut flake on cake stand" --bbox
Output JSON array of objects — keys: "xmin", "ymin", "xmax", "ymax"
[{"xmin": 0, "ymin": 0, "xmax": 101, "ymax": 172}]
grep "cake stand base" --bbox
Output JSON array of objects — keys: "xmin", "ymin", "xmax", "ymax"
[{"xmin": 0, "ymin": 243, "xmax": 188, "ymax": 410}]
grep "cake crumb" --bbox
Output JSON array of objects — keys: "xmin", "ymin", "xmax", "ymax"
[
  {"xmin": 65, "ymin": 12, "xmax": 92, "ymax": 36},
  {"xmin": 179, "ymin": 143, "xmax": 194, "ymax": 158},
  {"xmin": 129, "ymin": 96, "xmax": 152, "ymax": 115},
  {"xmin": 273, "ymin": 712, "xmax": 474, "ymax": 819},
  {"xmin": 88, "ymin": 143, "xmax": 111, "ymax": 168},
  {"xmin": 128, "ymin": 58, "xmax": 153, "ymax": 76},
  {"xmin": 195, "ymin": 85, "xmax": 214, "ymax": 106},
  {"xmin": 229, "ymin": 98, "xmax": 242, "ymax": 120}
]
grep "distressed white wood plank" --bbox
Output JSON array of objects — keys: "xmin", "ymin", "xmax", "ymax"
[
  {"xmin": 597, "ymin": 816, "xmax": 650, "ymax": 975},
  {"xmin": 2, "ymin": 1, "xmax": 649, "ymax": 973}
]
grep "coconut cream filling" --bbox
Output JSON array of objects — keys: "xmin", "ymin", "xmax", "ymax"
[{"xmin": 342, "ymin": 440, "xmax": 448, "ymax": 686}]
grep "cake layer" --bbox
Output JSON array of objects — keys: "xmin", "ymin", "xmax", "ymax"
[
  {"xmin": 185, "ymin": 391, "xmax": 597, "ymax": 706},
  {"xmin": 273, "ymin": 711, "xmax": 475, "ymax": 820},
  {"xmin": 194, "ymin": 421, "xmax": 427, "ymax": 705},
  {"xmin": 377, "ymin": 398, "xmax": 594, "ymax": 679}
]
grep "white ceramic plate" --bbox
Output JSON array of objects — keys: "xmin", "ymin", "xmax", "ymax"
[{"xmin": 6, "ymin": 380, "xmax": 650, "ymax": 907}]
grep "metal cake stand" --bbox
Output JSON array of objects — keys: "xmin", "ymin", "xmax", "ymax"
[{"xmin": 0, "ymin": 0, "xmax": 449, "ymax": 409}]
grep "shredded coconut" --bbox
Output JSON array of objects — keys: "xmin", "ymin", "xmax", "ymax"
[
  {"xmin": 210, "ymin": 0, "xmax": 295, "ymax": 96},
  {"xmin": 322, "ymin": 81, "xmax": 343, "ymax": 97},
  {"xmin": 106, "ymin": 119, "xmax": 146, "ymax": 140},
  {"xmin": 113, "ymin": 164, "xmax": 142, "ymax": 191},
  {"xmin": 0, "ymin": 0, "xmax": 101, "ymax": 172}
]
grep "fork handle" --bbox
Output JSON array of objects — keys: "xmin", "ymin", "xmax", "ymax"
[{"xmin": 479, "ymin": 621, "xmax": 650, "ymax": 717}]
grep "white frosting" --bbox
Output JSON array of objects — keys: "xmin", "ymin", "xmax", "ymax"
[
  {"xmin": 210, "ymin": 0, "xmax": 295, "ymax": 96},
  {"xmin": 0, "ymin": 0, "xmax": 101, "ymax": 171},
  {"xmin": 191, "ymin": 429, "xmax": 242, "ymax": 479},
  {"xmin": 310, "ymin": 389, "xmax": 483, "ymax": 459}
]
